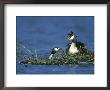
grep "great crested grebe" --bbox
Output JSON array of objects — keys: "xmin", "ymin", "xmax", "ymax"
[
  {"xmin": 67, "ymin": 31, "xmax": 86, "ymax": 54},
  {"xmin": 48, "ymin": 47, "xmax": 61, "ymax": 59}
]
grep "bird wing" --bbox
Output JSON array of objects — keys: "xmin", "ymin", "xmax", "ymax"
[{"xmin": 76, "ymin": 41, "xmax": 85, "ymax": 48}]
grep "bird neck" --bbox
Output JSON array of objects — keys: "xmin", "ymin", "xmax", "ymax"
[
  {"xmin": 71, "ymin": 39, "xmax": 77, "ymax": 43},
  {"xmin": 48, "ymin": 54, "xmax": 53, "ymax": 59},
  {"xmin": 71, "ymin": 42, "xmax": 76, "ymax": 47},
  {"xmin": 51, "ymin": 51, "xmax": 56, "ymax": 54}
]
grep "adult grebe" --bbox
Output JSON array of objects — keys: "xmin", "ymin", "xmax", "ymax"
[{"xmin": 67, "ymin": 31, "xmax": 86, "ymax": 54}]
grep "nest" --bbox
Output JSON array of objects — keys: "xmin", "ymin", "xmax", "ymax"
[{"xmin": 17, "ymin": 49, "xmax": 94, "ymax": 65}]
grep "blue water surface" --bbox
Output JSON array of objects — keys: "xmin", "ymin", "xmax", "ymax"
[
  {"xmin": 16, "ymin": 16, "xmax": 94, "ymax": 74},
  {"xmin": 16, "ymin": 64, "xmax": 94, "ymax": 74}
]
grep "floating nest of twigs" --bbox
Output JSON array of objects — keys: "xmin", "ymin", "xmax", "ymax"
[{"xmin": 17, "ymin": 49, "xmax": 94, "ymax": 65}]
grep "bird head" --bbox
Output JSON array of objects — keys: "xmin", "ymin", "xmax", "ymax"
[
  {"xmin": 53, "ymin": 47, "xmax": 61, "ymax": 52},
  {"xmin": 67, "ymin": 31, "xmax": 77, "ymax": 41}
]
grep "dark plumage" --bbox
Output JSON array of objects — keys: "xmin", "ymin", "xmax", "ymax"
[
  {"xmin": 75, "ymin": 41, "xmax": 87, "ymax": 53},
  {"xmin": 51, "ymin": 48, "xmax": 58, "ymax": 54}
]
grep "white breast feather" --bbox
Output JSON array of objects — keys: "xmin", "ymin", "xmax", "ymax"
[{"xmin": 69, "ymin": 43, "xmax": 79, "ymax": 54}]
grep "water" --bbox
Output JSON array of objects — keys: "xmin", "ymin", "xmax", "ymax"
[
  {"xmin": 16, "ymin": 64, "xmax": 94, "ymax": 74},
  {"xmin": 16, "ymin": 16, "xmax": 94, "ymax": 74}
]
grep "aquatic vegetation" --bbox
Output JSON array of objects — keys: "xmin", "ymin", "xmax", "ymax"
[
  {"xmin": 59, "ymin": 51, "xmax": 94, "ymax": 64},
  {"xmin": 17, "ymin": 42, "xmax": 37, "ymax": 57},
  {"xmin": 17, "ymin": 44, "xmax": 94, "ymax": 65}
]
